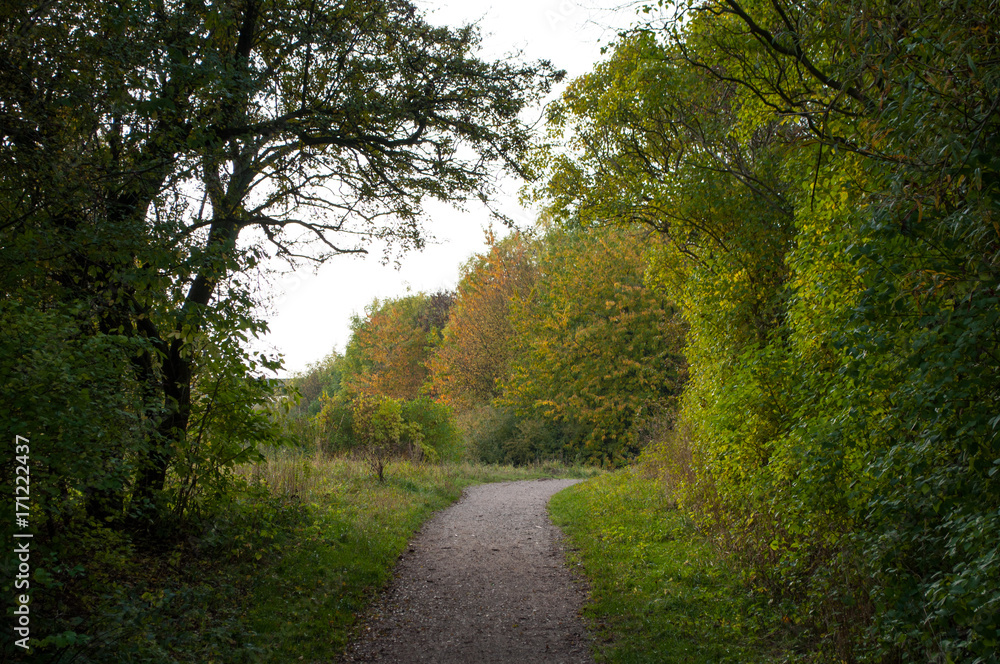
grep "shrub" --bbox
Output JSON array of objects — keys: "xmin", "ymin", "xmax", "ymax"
[
  {"xmin": 400, "ymin": 397, "xmax": 464, "ymax": 462},
  {"xmin": 458, "ymin": 404, "xmax": 582, "ymax": 466}
]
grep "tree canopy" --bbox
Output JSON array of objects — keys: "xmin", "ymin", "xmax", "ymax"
[
  {"xmin": 502, "ymin": 224, "xmax": 687, "ymax": 464},
  {"xmin": 0, "ymin": 0, "xmax": 561, "ymax": 525},
  {"xmin": 428, "ymin": 232, "xmax": 537, "ymax": 408}
]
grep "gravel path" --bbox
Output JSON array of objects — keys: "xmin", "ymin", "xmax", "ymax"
[{"xmin": 343, "ymin": 479, "xmax": 594, "ymax": 664}]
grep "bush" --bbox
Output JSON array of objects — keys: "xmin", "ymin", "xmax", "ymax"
[
  {"xmin": 313, "ymin": 393, "xmax": 356, "ymax": 454},
  {"xmin": 313, "ymin": 393, "xmax": 466, "ymax": 477},
  {"xmin": 400, "ymin": 397, "xmax": 464, "ymax": 462},
  {"xmin": 459, "ymin": 404, "xmax": 581, "ymax": 466}
]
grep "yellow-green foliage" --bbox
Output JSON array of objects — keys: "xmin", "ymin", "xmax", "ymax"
[
  {"xmin": 543, "ymin": 3, "xmax": 1000, "ymax": 661},
  {"xmin": 502, "ymin": 224, "xmax": 687, "ymax": 464},
  {"xmin": 313, "ymin": 392, "xmax": 464, "ymax": 465}
]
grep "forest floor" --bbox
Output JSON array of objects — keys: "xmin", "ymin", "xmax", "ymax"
[{"xmin": 342, "ymin": 479, "xmax": 594, "ymax": 664}]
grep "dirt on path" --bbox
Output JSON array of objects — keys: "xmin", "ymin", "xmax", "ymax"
[{"xmin": 342, "ymin": 478, "xmax": 595, "ymax": 664}]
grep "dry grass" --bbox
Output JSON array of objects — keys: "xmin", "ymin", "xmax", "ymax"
[{"xmin": 240, "ymin": 447, "xmax": 601, "ymax": 500}]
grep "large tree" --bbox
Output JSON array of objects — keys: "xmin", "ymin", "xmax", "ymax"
[
  {"xmin": 501, "ymin": 224, "xmax": 687, "ymax": 464},
  {"xmin": 0, "ymin": 0, "xmax": 561, "ymax": 522}
]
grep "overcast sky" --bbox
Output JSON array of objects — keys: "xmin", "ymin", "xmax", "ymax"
[{"xmin": 261, "ymin": 1, "xmax": 639, "ymax": 376}]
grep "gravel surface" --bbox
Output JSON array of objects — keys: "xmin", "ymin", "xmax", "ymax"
[{"xmin": 343, "ymin": 479, "xmax": 594, "ymax": 664}]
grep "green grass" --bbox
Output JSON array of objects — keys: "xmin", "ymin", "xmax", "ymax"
[
  {"xmin": 31, "ymin": 455, "xmax": 598, "ymax": 663},
  {"xmin": 549, "ymin": 470, "xmax": 790, "ymax": 663},
  {"xmin": 245, "ymin": 453, "xmax": 601, "ymax": 662}
]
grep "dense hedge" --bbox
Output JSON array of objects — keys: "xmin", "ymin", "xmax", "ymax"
[{"xmin": 542, "ymin": 2, "xmax": 1000, "ymax": 660}]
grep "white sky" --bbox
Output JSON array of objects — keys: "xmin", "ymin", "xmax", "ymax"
[{"xmin": 262, "ymin": 1, "xmax": 640, "ymax": 376}]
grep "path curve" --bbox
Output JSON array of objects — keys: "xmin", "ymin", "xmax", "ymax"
[{"xmin": 343, "ymin": 479, "xmax": 594, "ymax": 663}]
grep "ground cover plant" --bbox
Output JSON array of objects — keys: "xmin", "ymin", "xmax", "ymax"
[{"xmin": 549, "ymin": 470, "xmax": 792, "ymax": 664}]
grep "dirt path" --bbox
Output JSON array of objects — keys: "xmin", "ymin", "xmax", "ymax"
[{"xmin": 343, "ymin": 479, "xmax": 594, "ymax": 664}]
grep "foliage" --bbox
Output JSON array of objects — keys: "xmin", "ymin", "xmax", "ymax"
[
  {"xmin": 313, "ymin": 391, "xmax": 464, "ymax": 474},
  {"xmin": 341, "ymin": 291, "xmax": 454, "ymax": 401},
  {"xmin": 0, "ymin": 480, "xmax": 306, "ymax": 663},
  {"xmin": 0, "ymin": 0, "xmax": 561, "ymax": 530},
  {"xmin": 424, "ymin": 224, "xmax": 686, "ymax": 467},
  {"xmin": 274, "ymin": 352, "xmax": 347, "ymax": 452},
  {"xmin": 312, "ymin": 392, "xmax": 356, "ymax": 454},
  {"xmin": 457, "ymin": 404, "xmax": 583, "ymax": 466},
  {"xmin": 350, "ymin": 393, "xmax": 410, "ymax": 482},
  {"xmin": 1, "ymin": 0, "xmax": 560, "ymax": 657},
  {"xmin": 428, "ymin": 232, "xmax": 536, "ymax": 407},
  {"xmin": 549, "ymin": 471, "xmax": 791, "ymax": 663},
  {"xmin": 286, "ymin": 352, "xmax": 345, "ymax": 419},
  {"xmin": 502, "ymin": 224, "xmax": 688, "ymax": 465},
  {"xmin": 0, "ymin": 300, "xmax": 150, "ymax": 527},
  {"xmin": 541, "ymin": 1, "xmax": 1000, "ymax": 660},
  {"xmin": 400, "ymin": 397, "xmax": 464, "ymax": 463}
]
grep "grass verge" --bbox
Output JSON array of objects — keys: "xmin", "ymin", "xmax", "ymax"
[
  {"xmin": 30, "ymin": 455, "xmax": 598, "ymax": 663},
  {"xmin": 245, "ymin": 453, "xmax": 601, "ymax": 662},
  {"xmin": 549, "ymin": 469, "xmax": 790, "ymax": 663}
]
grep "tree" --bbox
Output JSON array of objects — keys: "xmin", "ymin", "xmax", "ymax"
[
  {"xmin": 341, "ymin": 291, "xmax": 454, "ymax": 400},
  {"xmin": 351, "ymin": 394, "xmax": 406, "ymax": 482},
  {"xmin": 661, "ymin": 2, "xmax": 1000, "ymax": 659},
  {"xmin": 428, "ymin": 232, "xmax": 536, "ymax": 407},
  {"xmin": 0, "ymin": 0, "xmax": 561, "ymax": 523},
  {"xmin": 537, "ymin": 28, "xmax": 795, "ymax": 471},
  {"xmin": 538, "ymin": 28, "xmax": 795, "ymax": 343},
  {"xmin": 287, "ymin": 352, "xmax": 345, "ymax": 419},
  {"xmin": 541, "ymin": 2, "xmax": 1000, "ymax": 659},
  {"xmin": 501, "ymin": 224, "xmax": 687, "ymax": 464}
]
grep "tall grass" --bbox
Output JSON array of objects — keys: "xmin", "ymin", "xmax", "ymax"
[{"xmin": 241, "ymin": 447, "xmax": 600, "ymax": 499}]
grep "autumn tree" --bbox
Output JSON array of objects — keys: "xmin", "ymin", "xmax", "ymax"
[
  {"xmin": 428, "ymin": 232, "xmax": 536, "ymax": 407},
  {"xmin": 340, "ymin": 291, "xmax": 455, "ymax": 400},
  {"xmin": 307, "ymin": 291, "xmax": 464, "ymax": 461},
  {"xmin": 501, "ymin": 224, "xmax": 687, "ymax": 464}
]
